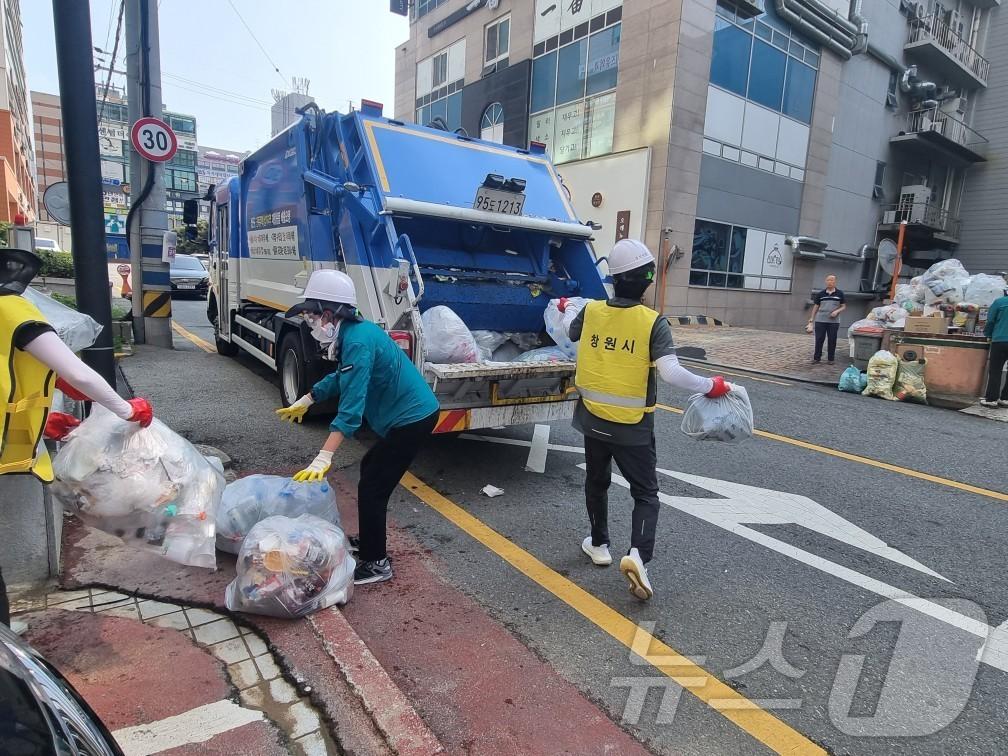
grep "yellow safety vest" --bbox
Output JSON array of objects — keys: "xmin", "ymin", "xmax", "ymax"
[
  {"xmin": 574, "ymin": 301, "xmax": 659, "ymax": 424},
  {"xmin": 0, "ymin": 295, "xmax": 55, "ymax": 482}
]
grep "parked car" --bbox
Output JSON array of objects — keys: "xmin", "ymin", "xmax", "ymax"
[
  {"xmin": 192, "ymin": 252, "xmax": 210, "ymax": 268},
  {"xmin": 170, "ymin": 253, "xmax": 210, "ymax": 299},
  {"xmin": 0, "ymin": 622, "xmax": 124, "ymax": 755},
  {"xmin": 34, "ymin": 238, "xmax": 63, "ymax": 254}
]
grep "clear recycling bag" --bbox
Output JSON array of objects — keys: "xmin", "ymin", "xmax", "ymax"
[
  {"xmin": 216, "ymin": 475, "xmax": 341, "ymax": 554},
  {"xmin": 225, "ymin": 514, "xmax": 355, "ymax": 618},
  {"xmin": 680, "ymin": 385, "xmax": 754, "ymax": 443},
  {"xmin": 52, "ymin": 405, "xmax": 223, "ymax": 569}
]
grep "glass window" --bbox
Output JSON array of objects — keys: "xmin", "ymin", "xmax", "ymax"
[
  {"xmin": 446, "ymin": 92, "xmax": 462, "ymax": 132},
  {"xmin": 555, "ymin": 37, "xmax": 588, "ymax": 106},
  {"xmin": 585, "ymin": 92, "xmax": 615, "ymax": 158},
  {"xmin": 782, "ymin": 59, "xmax": 815, "ymax": 123},
  {"xmin": 748, "ymin": 39, "xmax": 786, "ymax": 111},
  {"xmin": 485, "ymin": 16, "xmax": 510, "ymax": 64},
  {"xmin": 531, "ymin": 52, "xmax": 557, "ymax": 113},
  {"xmin": 691, "ymin": 220, "xmax": 731, "ymax": 275},
  {"xmin": 481, "ymin": 102, "xmax": 504, "ymax": 143},
  {"xmin": 430, "ymin": 97, "xmax": 448, "ymax": 124},
  {"xmin": 586, "ymin": 24, "xmax": 620, "ymax": 96},
  {"xmin": 711, "ymin": 19, "xmax": 751, "ymax": 96},
  {"xmin": 432, "ymin": 51, "xmax": 448, "ymax": 88}
]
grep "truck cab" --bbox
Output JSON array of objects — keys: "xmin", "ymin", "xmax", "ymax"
[{"xmin": 207, "ymin": 101, "xmax": 607, "ymax": 433}]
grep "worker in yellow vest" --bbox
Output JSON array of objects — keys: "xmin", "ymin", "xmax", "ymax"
[
  {"xmin": 0, "ymin": 247, "xmax": 153, "ymax": 629},
  {"xmin": 560, "ymin": 239, "xmax": 732, "ymax": 601}
]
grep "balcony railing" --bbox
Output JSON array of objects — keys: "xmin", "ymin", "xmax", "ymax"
[
  {"xmin": 908, "ymin": 15, "xmax": 990, "ymax": 84},
  {"xmin": 882, "ymin": 201, "xmax": 962, "ymax": 240},
  {"xmin": 904, "ymin": 106, "xmax": 988, "ymax": 151}
]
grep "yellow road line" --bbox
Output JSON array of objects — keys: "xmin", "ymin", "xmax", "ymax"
[
  {"xmin": 679, "ymin": 362, "xmax": 792, "ymax": 386},
  {"xmin": 401, "ymin": 471, "xmax": 824, "ymax": 755},
  {"xmin": 656, "ymin": 404, "xmax": 1008, "ymax": 503},
  {"xmin": 171, "ymin": 321, "xmax": 214, "ymax": 353}
]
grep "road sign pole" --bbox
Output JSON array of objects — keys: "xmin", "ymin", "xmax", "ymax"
[
  {"xmin": 125, "ymin": 0, "xmax": 172, "ymax": 348},
  {"xmin": 52, "ymin": 0, "xmax": 116, "ymax": 385}
]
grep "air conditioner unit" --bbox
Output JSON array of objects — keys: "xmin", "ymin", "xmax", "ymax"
[
  {"xmin": 957, "ymin": 94, "xmax": 969, "ymax": 115},
  {"xmin": 898, "ymin": 184, "xmax": 932, "ymax": 222},
  {"xmin": 883, "ymin": 210, "xmax": 899, "ymax": 224}
]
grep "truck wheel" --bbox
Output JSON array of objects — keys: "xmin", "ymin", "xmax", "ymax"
[
  {"xmin": 212, "ymin": 304, "xmax": 239, "ymax": 357},
  {"xmin": 278, "ymin": 331, "xmax": 309, "ymax": 407}
]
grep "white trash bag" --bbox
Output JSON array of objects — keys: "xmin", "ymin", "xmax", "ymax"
[
  {"xmin": 514, "ymin": 346, "xmax": 572, "ymax": 363},
  {"xmin": 224, "ymin": 514, "xmax": 355, "ymax": 618},
  {"xmin": 52, "ymin": 405, "xmax": 223, "ymax": 569},
  {"xmin": 964, "ymin": 274, "xmax": 1006, "ymax": 308},
  {"xmin": 680, "ymin": 385, "xmax": 754, "ymax": 443},
  {"xmin": 544, "ymin": 297, "xmax": 589, "ymax": 359},
  {"xmin": 421, "ymin": 306, "xmax": 479, "ymax": 363},
  {"xmin": 216, "ymin": 475, "xmax": 341, "ymax": 554},
  {"xmin": 22, "ymin": 287, "xmax": 102, "ymax": 352},
  {"xmin": 472, "ymin": 330, "xmax": 509, "ymax": 361}
]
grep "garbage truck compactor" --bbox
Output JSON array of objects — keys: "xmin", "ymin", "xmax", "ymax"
[{"xmin": 206, "ymin": 100, "xmax": 607, "ymax": 433}]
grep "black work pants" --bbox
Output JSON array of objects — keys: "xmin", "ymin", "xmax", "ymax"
[
  {"xmin": 0, "ymin": 565, "xmax": 8, "ymax": 626},
  {"xmin": 814, "ymin": 321, "xmax": 839, "ymax": 361},
  {"xmin": 357, "ymin": 411, "xmax": 438, "ymax": 563},
  {"xmin": 985, "ymin": 341, "xmax": 1008, "ymax": 402},
  {"xmin": 584, "ymin": 435, "xmax": 660, "ymax": 563}
]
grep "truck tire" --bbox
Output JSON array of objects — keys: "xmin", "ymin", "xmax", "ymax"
[
  {"xmin": 210, "ymin": 298, "xmax": 240, "ymax": 357},
  {"xmin": 278, "ymin": 331, "xmax": 310, "ymax": 407}
]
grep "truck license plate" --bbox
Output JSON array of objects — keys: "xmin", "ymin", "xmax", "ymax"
[{"xmin": 473, "ymin": 187, "xmax": 525, "ymax": 215}]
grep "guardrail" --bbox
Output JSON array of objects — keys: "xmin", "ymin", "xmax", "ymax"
[
  {"xmin": 882, "ymin": 201, "xmax": 962, "ymax": 239},
  {"xmin": 908, "ymin": 14, "xmax": 990, "ymax": 83},
  {"xmin": 903, "ymin": 106, "xmax": 988, "ymax": 151}
]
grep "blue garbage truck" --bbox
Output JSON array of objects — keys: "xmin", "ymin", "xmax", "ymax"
[{"xmin": 205, "ymin": 100, "xmax": 607, "ymax": 433}]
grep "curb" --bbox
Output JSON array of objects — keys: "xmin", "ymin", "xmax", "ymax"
[
  {"xmin": 309, "ymin": 607, "xmax": 445, "ymax": 755},
  {"xmin": 679, "ymin": 357, "xmax": 840, "ymax": 387}
]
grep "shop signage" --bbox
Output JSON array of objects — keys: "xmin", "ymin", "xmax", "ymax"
[{"xmin": 428, "ymin": 0, "xmax": 487, "ymax": 37}]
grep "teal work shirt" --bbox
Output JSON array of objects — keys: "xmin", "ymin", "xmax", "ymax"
[
  {"xmin": 985, "ymin": 295, "xmax": 1008, "ymax": 343},
  {"xmin": 311, "ymin": 320, "xmax": 439, "ymax": 438}
]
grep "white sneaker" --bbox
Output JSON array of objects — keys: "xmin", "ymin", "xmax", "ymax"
[
  {"xmin": 980, "ymin": 399, "xmax": 1000, "ymax": 408},
  {"xmin": 999, "ymin": 400, "xmax": 1008, "ymax": 408},
  {"xmin": 620, "ymin": 548, "xmax": 654, "ymax": 601},
  {"xmin": 9, "ymin": 619, "xmax": 27, "ymax": 635},
  {"xmin": 581, "ymin": 537, "xmax": 612, "ymax": 566}
]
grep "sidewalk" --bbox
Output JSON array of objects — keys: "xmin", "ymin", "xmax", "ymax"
[{"xmin": 669, "ymin": 324, "xmax": 848, "ymax": 384}]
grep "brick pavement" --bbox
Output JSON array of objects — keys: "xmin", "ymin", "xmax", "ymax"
[{"xmin": 669, "ymin": 324, "xmax": 850, "ymax": 384}]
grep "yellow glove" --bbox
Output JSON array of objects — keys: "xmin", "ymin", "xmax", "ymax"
[
  {"xmin": 276, "ymin": 393, "xmax": 314, "ymax": 424},
  {"xmin": 293, "ymin": 450, "xmax": 333, "ymax": 482}
]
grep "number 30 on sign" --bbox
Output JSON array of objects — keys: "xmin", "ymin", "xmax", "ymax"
[{"xmin": 130, "ymin": 117, "xmax": 178, "ymax": 162}]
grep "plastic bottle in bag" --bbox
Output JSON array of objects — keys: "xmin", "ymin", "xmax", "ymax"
[
  {"xmin": 680, "ymin": 385, "xmax": 753, "ymax": 443},
  {"xmin": 544, "ymin": 297, "xmax": 588, "ymax": 359},
  {"xmin": 224, "ymin": 514, "xmax": 355, "ymax": 618},
  {"xmin": 51, "ymin": 405, "xmax": 223, "ymax": 569},
  {"xmin": 216, "ymin": 475, "xmax": 341, "ymax": 554},
  {"xmin": 861, "ymin": 350, "xmax": 899, "ymax": 400}
]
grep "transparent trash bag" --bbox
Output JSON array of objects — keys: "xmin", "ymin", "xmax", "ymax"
[
  {"xmin": 838, "ymin": 365, "xmax": 865, "ymax": 394},
  {"xmin": 22, "ymin": 287, "xmax": 102, "ymax": 352},
  {"xmin": 847, "ymin": 318, "xmax": 885, "ymax": 338},
  {"xmin": 964, "ymin": 274, "xmax": 1006, "ymax": 308},
  {"xmin": 544, "ymin": 297, "xmax": 589, "ymax": 359},
  {"xmin": 421, "ymin": 306, "xmax": 479, "ymax": 364},
  {"xmin": 472, "ymin": 330, "xmax": 509, "ymax": 361},
  {"xmin": 861, "ymin": 350, "xmax": 899, "ymax": 401},
  {"xmin": 490, "ymin": 340, "xmax": 522, "ymax": 362},
  {"xmin": 680, "ymin": 385, "xmax": 753, "ymax": 443},
  {"xmin": 216, "ymin": 475, "xmax": 341, "ymax": 555},
  {"xmin": 224, "ymin": 514, "xmax": 355, "ymax": 618},
  {"xmin": 52, "ymin": 405, "xmax": 223, "ymax": 569},
  {"xmin": 893, "ymin": 359, "xmax": 927, "ymax": 404},
  {"xmin": 515, "ymin": 346, "xmax": 572, "ymax": 363}
]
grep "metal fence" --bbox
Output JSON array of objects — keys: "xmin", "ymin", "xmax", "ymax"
[
  {"xmin": 882, "ymin": 201, "xmax": 962, "ymax": 240},
  {"xmin": 908, "ymin": 15, "xmax": 991, "ymax": 84},
  {"xmin": 904, "ymin": 106, "xmax": 988, "ymax": 151}
]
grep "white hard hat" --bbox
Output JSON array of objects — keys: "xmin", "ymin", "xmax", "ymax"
[
  {"xmin": 607, "ymin": 239, "xmax": 655, "ymax": 275},
  {"xmin": 301, "ymin": 269, "xmax": 357, "ymax": 307}
]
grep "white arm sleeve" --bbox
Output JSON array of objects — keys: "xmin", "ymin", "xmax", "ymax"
[
  {"xmin": 24, "ymin": 331, "xmax": 134, "ymax": 419},
  {"xmin": 656, "ymin": 353, "xmax": 715, "ymax": 395}
]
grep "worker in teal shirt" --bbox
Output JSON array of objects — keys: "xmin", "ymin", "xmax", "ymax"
[
  {"xmin": 277, "ymin": 270, "xmax": 439, "ymax": 585},
  {"xmin": 981, "ymin": 285, "xmax": 1008, "ymax": 408}
]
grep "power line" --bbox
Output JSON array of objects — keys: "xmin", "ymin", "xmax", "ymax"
[
  {"xmin": 225, "ymin": 0, "xmax": 287, "ymax": 86},
  {"xmin": 102, "ymin": 0, "xmax": 116, "ymax": 51},
  {"xmin": 162, "ymin": 72, "xmax": 271, "ymax": 106},
  {"xmin": 161, "ymin": 79, "xmax": 268, "ymax": 112},
  {"xmin": 96, "ymin": 0, "xmax": 125, "ymax": 124}
]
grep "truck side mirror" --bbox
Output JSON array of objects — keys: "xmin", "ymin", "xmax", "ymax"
[{"xmin": 182, "ymin": 199, "xmax": 199, "ymax": 225}]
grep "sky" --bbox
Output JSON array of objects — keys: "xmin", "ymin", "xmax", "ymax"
[{"xmin": 22, "ymin": 0, "xmax": 409, "ymax": 152}]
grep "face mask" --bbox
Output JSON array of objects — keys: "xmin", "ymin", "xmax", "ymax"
[{"xmin": 306, "ymin": 315, "xmax": 340, "ymax": 346}]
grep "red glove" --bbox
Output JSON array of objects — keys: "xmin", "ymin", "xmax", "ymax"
[
  {"xmin": 706, "ymin": 376, "xmax": 731, "ymax": 399},
  {"xmin": 127, "ymin": 397, "xmax": 154, "ymax": 427},
  {"xmin": 557, "ymin": 297, "xmax": 569, "ymax": 313},
  {"xmin": 55, "ymin": 377, "xmax": 90, "ymax": 402},
  {"xmin": 44, "ymin": 412, "xmax": 80, "ymax": 441}
]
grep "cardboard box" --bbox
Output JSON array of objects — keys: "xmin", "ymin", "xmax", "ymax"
[{"xmin": 904, "ymin": 316, "xmax": 949, "ymax": 335}]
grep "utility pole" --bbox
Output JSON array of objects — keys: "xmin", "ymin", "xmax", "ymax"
[
  {"xmin": 51, "ymin": 0, "xmax": 116, "ymax": 384},
  {"xmin": 125, "ymin": 0, "xmax": 172, "ymax": 347}
]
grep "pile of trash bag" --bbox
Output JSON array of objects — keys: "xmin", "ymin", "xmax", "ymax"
[
  {"xmin": 22, "ymin": 287, "xmax": 102, "ymax": 353},
  {"xmin": 544, "ymin": 297, "xmax": 587, "ymax": 359},
  {"xmin": 52, "ymin": 405, "xmax": 223, "ymax": 569},
  {"xmin": 838, "ymin": 365, "xmax": 868, "ymax": 394},
  {"xmin": 893, "ymin": 358, "xmax": 927, "ymax": 404},
  {"xmin": 680, "ymin": 385, "xmax": 753, "ymax": 443},
  {"xmin": 421, "ymin": 306, "xmax": 480, "ymax": 363},
  {"xmin": 515, "ymin": 346, "xmax": 571, "ymax": 363},
  {"xmin": 216, "ymin": 475, "xmax": 341, "ymax": 554},
  {"xmin": 224, "ymin": 514, "xmax": 355, "ymax": 618},
  {"xmin": 964, "ymin": 274, "xmax": 1007, "ymax": 308},
  {"xmin": 861, "ymin": 350, "xmax": 900, "ymax": 401}
]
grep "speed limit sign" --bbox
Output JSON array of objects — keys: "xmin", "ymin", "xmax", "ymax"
[{"xmin": 130, "ymin": 117, "xmax": 178, "ymax": 162}]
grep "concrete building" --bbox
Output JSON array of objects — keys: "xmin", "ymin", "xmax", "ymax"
[
  {"xmin": 31, "ymin": 90, "xmax": 70, "ymax": 249},
  {"xmin": 393, "ymin": 0, "xmax": 1004, "ymax": 331},
  {"xmin": 0, "ymin": 0, "xmax": 35, "ymax": 224},
  {"xmin": 271, "ymin": 91, "xmax": 313, "ymax": 137},
  {"xmin": 196, "ymin": 145, "xmax": 245, "ymax": 221}
]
